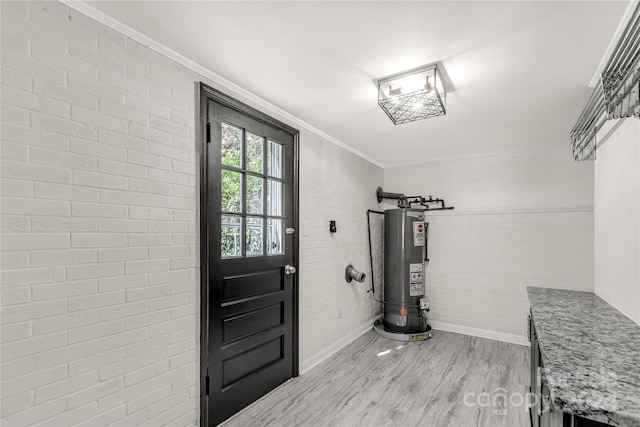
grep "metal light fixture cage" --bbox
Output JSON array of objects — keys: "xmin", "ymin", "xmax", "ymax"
[{"xmin": 377, "ymin": 64, "xmax": 446, "ymax": 125}]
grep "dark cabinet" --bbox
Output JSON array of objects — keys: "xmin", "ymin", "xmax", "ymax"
[
  {"xmin": 529, "ymin": 314, "xmax": 540, "ymax": 427},
  {"xmin": 529, "ymin": 314, "xmax": 563, "ymax": 427},
  {"xmin": 528, "ymin": 314, "xmax": 613, "ymax": 427}
]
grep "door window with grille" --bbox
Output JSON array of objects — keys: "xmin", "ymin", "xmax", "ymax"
[{"xmin": 220, "ymin": 123, "xmax": 285, "ymax": 258}]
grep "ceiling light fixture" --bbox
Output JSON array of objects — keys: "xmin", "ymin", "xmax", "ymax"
[{"xmin": 377, "ymin": 63, "xmax": 446, "ymax": 125}]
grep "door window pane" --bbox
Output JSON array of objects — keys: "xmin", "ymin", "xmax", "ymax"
[
  {"xmin": 222, "ymin": 215, "xmax": 243, "ymax": 258},
  {"xmin": 246, "ymin": 217, "xmax": 263, "ymax": 256},
  {"xmin": 267, "ymin": 218, "xmax": 283, "ymax": 255},
  {"xmin": 221, "ymin": 123, "xmax": 242, "ymax": 168},
  {"xmin": 246, "ymin": 133, "xmax": 264, "ymax": 173},
  {"xmin": 267, "ymin": 141, "xmax": 283, "ymax": 178},
  {"xmin": 246, "ymin": 175, "xmax": 264, "ymax": 214},
  {"xmin": 221, "ymin": 170, "xmax": 242, "ymax": 213},
  {"xmin": 219, "ymin": 124, "xmax": 287, "ymax": 259},
  {"xmin": 267, "ymin": 179, "xmax": 283, "ymax": 216}
]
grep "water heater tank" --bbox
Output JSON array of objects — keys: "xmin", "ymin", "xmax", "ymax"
[{"xmin": 383, "ymin": 208, "xmax": 427, "ymax": 333}]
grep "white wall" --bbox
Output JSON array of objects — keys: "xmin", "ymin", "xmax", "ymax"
[
  {"xmin": 0, "ymin": 1, "xmax": 382, "ymax": 425},
  {"xmin": 594, "ymin": 118, "xmax": 640, "ymax": 324},
  {"xmin": 384, "ymin": 147, "xmax": 595, "ymax": 341},
  {"xmin": 299, "ymin": 133, "xmax": 383, "ymax": 369}
]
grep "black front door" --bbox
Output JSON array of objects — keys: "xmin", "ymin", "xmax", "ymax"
[{"xmin": 199, "ymin": 84, "xmax": 299, "ymax": 426}]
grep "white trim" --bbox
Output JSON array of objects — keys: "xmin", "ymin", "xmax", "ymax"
[
  {"xmin": 429, "ymin": 320, "xmax": 530, "ymax": 347},
  {"xmin": 59, "ymin": 0, "xmax": 384, "ymax": 168},
  {"xmin": 423, "ymin": 206, "xmax": 593, "ymax": 217},
  {"xmin": 384, "ymin": 143, "xmax": 568, "ymax": 169},
  {"xmin": 589, "ymin": 0, "xmax": 639, "ymax": 88},
  {"xmin": 299, "ymin": 315, "xmax": 380, "ymax": 375}
]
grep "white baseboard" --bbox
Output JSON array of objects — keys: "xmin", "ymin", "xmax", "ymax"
[
  {"xmin": 299, "ymin": 315, "xmax": 381, "ymax": 375},
  {"xmin": 429, "ymin": 320, "xmax": 530, "ymax": 347}
]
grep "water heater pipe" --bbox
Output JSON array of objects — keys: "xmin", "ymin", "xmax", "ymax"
[
  {"xmin": 345, "ymin": 264, "xmax": 366, "ymax": 283},
  {"xmin": 377, "ymin": 187, "xmax": 454, "ymax": 211},
  {"xmin": 376, "ymin": 187, "xmax": 409, "ymax": 207}
]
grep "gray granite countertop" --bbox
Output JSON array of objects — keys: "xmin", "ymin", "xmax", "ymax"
[{"xmin": 527, "ymin": 287, "xmax": 640, "ymax": 427}]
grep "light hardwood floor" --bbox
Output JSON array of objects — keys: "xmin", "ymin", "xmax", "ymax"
[{"xmin": 222, "ymin": 330, "xmax": 530, "ymax": 427}]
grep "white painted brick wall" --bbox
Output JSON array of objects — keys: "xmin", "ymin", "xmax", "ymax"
[
  {"xmin": 1, "ymin": 2, "xmax": 197, "ymax": 425},
  {"xmin": 384, "ymin": 148, "xmax": 595, "ymax": 339},
  {"xmin": 424, "ymin": 212, "xmax": 594, "ymax": 336},
  {"xmin": 298, "ymin": 133, "xmax": 383, "ymax": 362},
  {"xmin": 1, "ymin": 1, "xmax": 385, "ymax": 425}
]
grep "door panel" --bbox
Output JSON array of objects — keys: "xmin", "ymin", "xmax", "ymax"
[
  {"xmin": 222, "ymin": 302, "xmax": 283, "ymax": 343},
  {"xmin": 222, "ymin": 335, "xmax": 283, "ymax": 386},
  {"xmin": 221, "ymin": 269, "xmax": 283, "ymax": 303},
  {"xmin": 200, "ymin": 84, "xmax": 299, "ymax": 426}
]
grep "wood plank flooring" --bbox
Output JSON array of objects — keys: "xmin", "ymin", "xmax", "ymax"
[{"xmin": 221, "ymin": 330, "xmax": 530, "ymax": 427}]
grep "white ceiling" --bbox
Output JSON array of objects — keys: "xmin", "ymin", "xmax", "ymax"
[{"xmin": 88, "ymin": 1, "xmax": 628, "ymax": 167}]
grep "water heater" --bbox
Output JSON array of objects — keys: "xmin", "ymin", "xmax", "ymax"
[{"xmin": 382, "ymin": 208, "xmax": 430, "ymax": 335}]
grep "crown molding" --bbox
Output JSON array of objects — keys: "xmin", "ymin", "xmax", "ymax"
[
  {"xmin": 384, "ymin": 143, "xmax": 568, "ymax": 169},
  {"xmin": 59, "ymin": 0, "xmax": 384, "ymax": 168}
]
